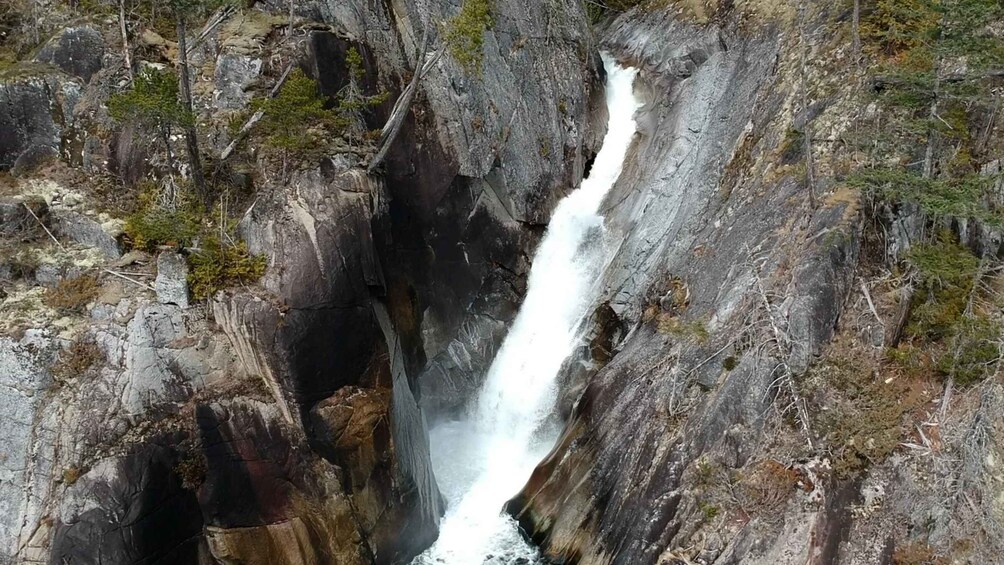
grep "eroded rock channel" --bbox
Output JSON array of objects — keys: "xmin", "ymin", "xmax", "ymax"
[{"xmin": 3, "ymin": 1, "xmax": 1004, "ymax": 565}]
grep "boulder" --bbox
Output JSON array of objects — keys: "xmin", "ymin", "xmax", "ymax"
[
  {"xmin": 50, "ymin": 209, "xmax": 122, "ymax": 259},
  {"xmin": 155, "ymin": 252, "xmax": 189, "ymax": 308},
  {"xmin": 10, "ymin": 144, "xmax": 58, "ymax": 177},
  {"xmin": 0, "ymin": 79, "xmax": 60, "ymax": 170},
  {"xmin": 35, "ymin": 26, "xmax": 105, "ymax": 83}
]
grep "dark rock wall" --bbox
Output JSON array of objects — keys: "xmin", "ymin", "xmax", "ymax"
[{"xmin": 50, "ymin": 439, "xmax": 206, "ymax": 565}]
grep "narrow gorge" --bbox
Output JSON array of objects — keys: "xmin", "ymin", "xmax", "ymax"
[
  {"xmin": 2, "ymin": 1, "xmax": 1004, "ymax": 565},
  {"xmin": 415, "ymin": 56, "xmax": 640, "ymax": 564}
]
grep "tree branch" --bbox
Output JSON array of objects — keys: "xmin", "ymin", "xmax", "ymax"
[
  {"xmin": 368, "ymin": 24, "xmax": 442, "ymax": 173},
  {"xmin": 219, "ymin": 61, "xmax": 296, "ymax": 162}
]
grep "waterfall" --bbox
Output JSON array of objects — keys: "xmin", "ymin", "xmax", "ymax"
[{"xmin": 413, "ymin": 55, "xmax": 641, "ymax": 565}]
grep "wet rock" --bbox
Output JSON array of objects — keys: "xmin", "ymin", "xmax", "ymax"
[
  {"xmin": 35, "ymin": 26, "xmax": 105, "ymax": 83},
  {"xmin": 155, "ymin": 252, "xmax": 189, "ymax": 308},
  {"xmin": 197, "ymin": 399, "xmax": 369, "ymax": 565}
]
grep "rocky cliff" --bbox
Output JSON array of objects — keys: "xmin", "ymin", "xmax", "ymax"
[
  {"xmin": 2, "ymin": 0, "xmax": 1003, "ymax": 564},
  {"xmin": 1, "ymin": 0, "xmax": 599, "ymax": 563}
]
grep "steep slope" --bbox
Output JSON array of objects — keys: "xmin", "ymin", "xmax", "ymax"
[{"xmin": 508, "ymin": 2, "xmax": 1004, "ymax": 565}]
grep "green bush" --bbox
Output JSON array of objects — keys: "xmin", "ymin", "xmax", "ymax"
[
  {"xmin": 938, "ymin": 317, "xmax": 1000, "ymax": 385},
  {"xmin": 254, "ymin": 69, "xmax": 342, "ymax": 159},
  {"xmin": 444, "ymin": 0, "xmax": 493, "ymax": 74},
  {"xmin": 109, "ymin": 68, "xmax": 192, "ymax": 133},
  {"xmin": 124, "ymin": 188, "xmax": 201, "ymax": 251},
  {"xmin": 905, "ymin": 236, "xmax": 979, "ymax": 339},
  {"xmin": 903, "ymin": 235, "xmax": 1002, "ymax": 385},
  {"xmin": 188, "ymin": 236, "xmax": 266, "ymax": 300},
  {"xmin": 848, "ymin": 168, "xmax": 1002, "ymax": 227}
]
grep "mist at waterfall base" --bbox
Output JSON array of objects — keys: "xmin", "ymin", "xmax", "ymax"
[{"xmin": 412, "ymin": 56, "xmax": 641, "ymax": 565}]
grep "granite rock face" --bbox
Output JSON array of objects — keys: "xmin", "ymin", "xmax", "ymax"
[
  {"xmin": 155, "ymin": 252, "xmax": 189, "ymax": 308},
  {"xmin": 35, "ymin": 26, "xmax": 105, "ymax": 83},
  {"xmin": 9, "ymin": 0, "xmax": 970, "ymax": 563},
  {"xmin": 504, "ymin": 4, "xmax": 1004, "ymax": 565},
  {"xmin": 0, "ymin": 78, "xmax": 65, "ymax": 170}
]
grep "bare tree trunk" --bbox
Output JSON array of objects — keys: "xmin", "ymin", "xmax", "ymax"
[
  {"xmin": 923, "ymin": 70, "xmax": 941, "ymax": 180},
  {"xmin": 288, "ymin": 0, "xmax": 295, "ymax": 37},
  {"xmin": 798, "ymin": 1, "xmax": 816, "ymax": 208},
  {"xmin": 175, "ymin": 11, "xmax": 208, "ymax": 205},
  {"xmin": 368, "ymin": 25, "xmax": 442, "ymax": 173},
  {"xmin": 159, "ymin": 125, "xmax": 179, "ymax": 206},
  {"xmin": 220, "ymin": 62, "xmax": 296, "ymax": 162},
  {"xmin": 852, "ymin": 0, "xmax": 861, "ymax": 75},
  {"xmin": 119, "ymin": 0, "xmax": 134, "ymax": 83}
]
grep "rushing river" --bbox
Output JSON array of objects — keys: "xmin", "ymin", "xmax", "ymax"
[{"xmin": 413, "ymin": 55, "xmax": 641, "ymax": 565}]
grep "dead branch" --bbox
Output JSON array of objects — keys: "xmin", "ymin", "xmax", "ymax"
[
  {"xmin": 885, "ymin": 280, "xmax": 914, "ymax": 347},
  {"xmin": 119, "ymin": 0, "xmax": 134, "ymax": 83},
  {"xmin": 220, "ymin": 61, "xmax": 296, "ymax": 162},
  {"xmin": 368, "ymin": 24, "xmax": 443, "ymax": 173},
  {"xmin": 187, "ymin": 4, "xmax": 237, "ymax": 56},
  {"xmin": 860, "ymin": 279, "xmax": 884, "ymax": 330},
  {"xmin": 747, "ymin": 244, "xmax": 814, "ymax": 449}
]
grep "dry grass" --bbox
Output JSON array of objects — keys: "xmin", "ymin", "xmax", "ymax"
[
  {"xmin": 43, "ymin": 274, "xmax": 100, "ymax": 314},
  {"xmin": 51, "ymin": 336, "xmax": 104, "ymax": 381},
  {"xmin": 61, "ymin": 466, "xmax": 82, "ymax": 485}
]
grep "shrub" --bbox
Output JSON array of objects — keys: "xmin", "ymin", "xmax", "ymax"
[
  {"xmin": 253, "ymin": 69, "xmax": 343, "ymax": 163},
  {"xmin": 938, "ymin": 317, "xmax": 1001, "ymax": 386},
  {"xmin": 125, "ymin": 205, "xmax": 201, "ymax": 251},
  {"xmin": 62, "ymin": 466, "xmax": 82, "ymax": 485},
  {"xmin": 187, "ymin": 236, "xmax": 266, "ymax": 300},
  {"xmin": 862, "ymin": 0, "xmax": 940, "ymax": 59},
  {"xmin": 51, "ymin": 336, "xmax": 104, "ymax": 381},
  {"xmin": 109, "ymin": 67, "xmax": 191, "ymax": 134},
  {"xmin": 905, "ymin": 236, "xmax": 980, "ymax": 339},
  {"xmin": 847, "ymin": 169, "xmax": 1001, "ymax": 227},
  {"xmin": 810, "ymin": 349, "xmax": 917, "ymax": 478},
  {"xmin": 175, "ymin": 453, "xmax": 207, "ymax": 491},
  {"xmin": 44, "ymin": 274, "xmax": 100, "ymax": 315},
  {"xmin": 336, "ymin": 47, "xmax": 390, "ymax": 140},
  {"xmin": 444, "ymin": 0, "xmax": 493, "ymax": 74}
]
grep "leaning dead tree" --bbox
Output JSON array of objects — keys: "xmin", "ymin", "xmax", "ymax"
[
  {"xmin": 746, "ymin": 244, "xmax": 815, "ymax": 449},
  {"xmin": 368, "ymin": 24, "xmax": 443, "ymax": 173},
  {"xmin": 219, "ymin": 61, "xmax": 296, "ymax": 162},
  {"xmin": 118, "ymin": 0, "xmax": 134, "ymax": 83}
]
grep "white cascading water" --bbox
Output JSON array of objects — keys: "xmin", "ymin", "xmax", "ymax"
[{"xmin": 413, "ymin": 55, "xmax": 641, "ymax": 565}]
